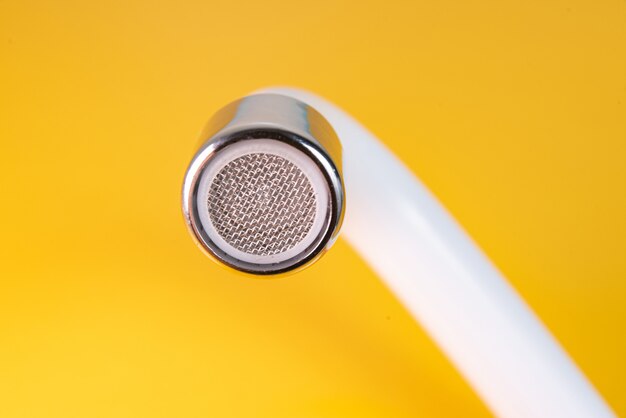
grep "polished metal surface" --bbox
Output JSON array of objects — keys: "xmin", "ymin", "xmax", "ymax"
[{"xmin": 182, "ymin": 93, "xmax": 345, "ymax": 275}]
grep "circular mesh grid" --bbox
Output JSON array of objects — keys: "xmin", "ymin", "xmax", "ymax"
[{"xmin": 207, "ymin": 153, "xmax": 317, "ymax": 256}]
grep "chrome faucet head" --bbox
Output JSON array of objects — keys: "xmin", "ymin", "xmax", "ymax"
[{"xmin": 182, "ymin": 94, "xmax": 345, "ymax": 275}]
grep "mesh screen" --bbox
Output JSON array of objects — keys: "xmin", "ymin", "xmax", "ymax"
[{"xmin": 207, "ymin": 153, "xmax": 317, "ymax": 256}]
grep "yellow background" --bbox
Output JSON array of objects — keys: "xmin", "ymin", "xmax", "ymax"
[{"xmin": 1, "ymin": 0, "xmax": 625, "ymax": 416}]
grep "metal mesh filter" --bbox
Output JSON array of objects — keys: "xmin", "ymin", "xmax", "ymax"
[{"xmin": 207, "ymin": 153, "xmax": 317, "ymax": 256}]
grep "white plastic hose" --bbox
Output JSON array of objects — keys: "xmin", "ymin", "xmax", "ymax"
[{"xmin": 261, "ymin": 87, "xmax": 614, "ymax": 418}]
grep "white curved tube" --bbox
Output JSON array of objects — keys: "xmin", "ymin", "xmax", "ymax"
[{"xmin": 261, "ymin": 88, "xmax": 614, "ymax": 418}]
